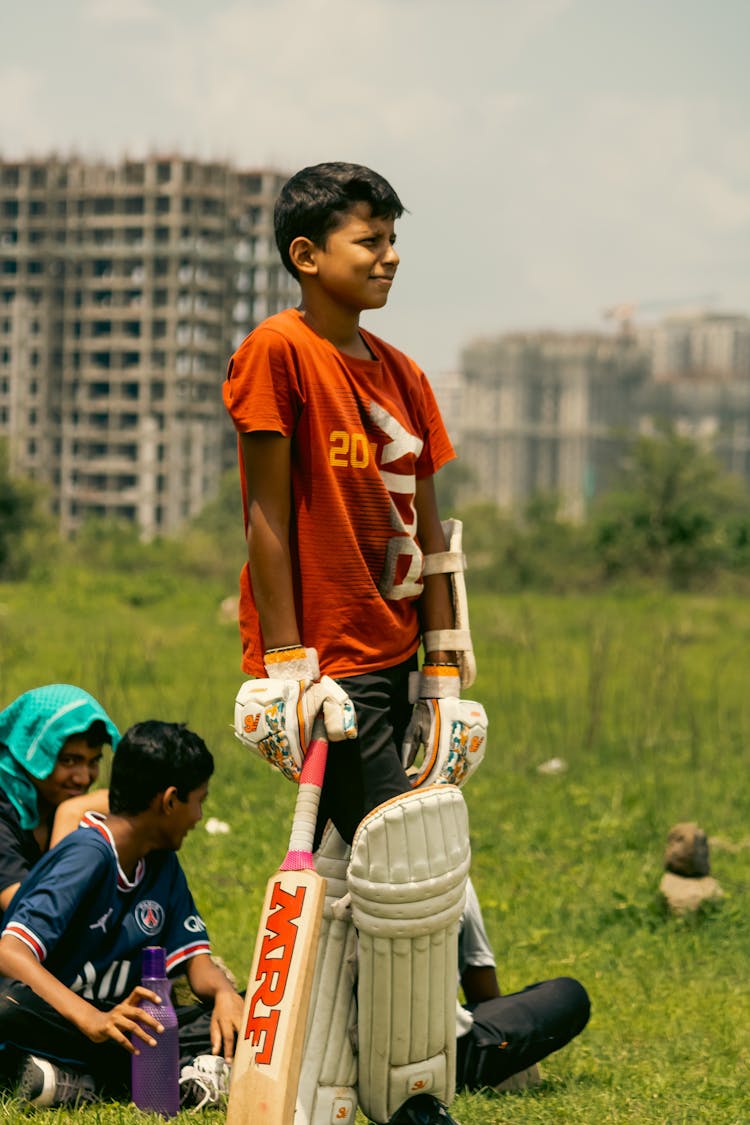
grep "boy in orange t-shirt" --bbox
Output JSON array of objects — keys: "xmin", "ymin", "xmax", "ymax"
[
  {"xmin": 224, "ymin": 163, "xmax": 485, "ymax": 1125},
  {"xmin": 223, "ymin": 162, "xmax": 464, "ymax": 845}
]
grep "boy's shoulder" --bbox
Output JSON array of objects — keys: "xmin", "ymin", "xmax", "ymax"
[
  {"xmin": 46, "ymin": 815, "xmax": 113, "ymax": 865},
  {"xmin": 229, "ymin": 310, "xmax": 428, "ymax": 394},
  {"xmin": 236, "ymin": 307, "xmax": 302, "ymax": 351},
  {"xmin": 360, "ymin": 326, "xmax": 423, "ymax": 374},
  {"xmin": 7, "ymin": 818, "xmax": 110, "ymax": 905},
  {"xmin": 228, "ymin": 309, "xmax": 312, "ymax": 377}
]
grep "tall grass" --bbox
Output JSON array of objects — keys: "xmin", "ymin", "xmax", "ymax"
[{"xmin": 0, "ymin": 576, "xmax": 748, "ymax": 1123}]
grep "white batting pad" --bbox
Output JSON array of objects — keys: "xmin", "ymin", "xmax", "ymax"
[
  {"xmin": 421, "ymin": 519, "xmax": 476, "ymax": 689},
  {"xmin": 295, "ymin": 825, "xmax": 358, "ymax": 1125},
  {"xmin": 347, "ymin": 786, "xmax": 471, "ymax": 1124}
]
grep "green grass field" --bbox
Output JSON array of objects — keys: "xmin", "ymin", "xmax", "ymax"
[{"xmin": 0, "ymin": 574, "xmax": 748, "ymax": 1123}]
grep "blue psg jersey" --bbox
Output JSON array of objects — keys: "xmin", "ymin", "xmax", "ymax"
[{"xmin": 2, "ymin": 812, "xmax": 211, "ymax": 1005}]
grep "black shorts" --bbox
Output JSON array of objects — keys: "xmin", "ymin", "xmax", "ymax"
[{"xmin": 315, "ymin": 654, "xmax": 418, "ymax": 847}]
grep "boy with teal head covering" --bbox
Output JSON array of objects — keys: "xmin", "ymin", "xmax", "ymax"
[{"xmin": 0, "ymin": 684, "xmax": 119, "ymax": 919}]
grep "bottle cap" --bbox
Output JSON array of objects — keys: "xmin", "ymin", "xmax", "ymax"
[{"xmin": 141, "ymin": 945, "xmax": 167, "ymax": 978}]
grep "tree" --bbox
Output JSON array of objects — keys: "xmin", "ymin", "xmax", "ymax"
[
  {"xmin": 179, "ymin": 470, "xmax": 247, "ymax": 585},
  {"xmin": 459, "ymin": 494, "xmax": 595, "ymax": 592},
  {"xmin": 591, "ymin": 426, "xmax": 750, "ymax": 587},
  {"xmin": 434, "ymin": 457, "xmax": 476, "ymax": 513},
  {"xmin": 0, "ymin": 441, "xmax": 51, "ymax": 579}
]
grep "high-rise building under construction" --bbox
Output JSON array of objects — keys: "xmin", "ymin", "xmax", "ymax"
[{"xmin": 0, "ymin": 155, "xmax": 295, "ymax": 537}]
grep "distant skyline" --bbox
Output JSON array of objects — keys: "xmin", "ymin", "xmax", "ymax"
[{"xmin": 3, "ymin": 0, "xmax": 749, "ymax": 373}]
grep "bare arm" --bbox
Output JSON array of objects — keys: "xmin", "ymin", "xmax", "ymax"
[
  {"xmin": 0, "ymin": 883, "xmax": 19, "ymax": 912},
  {"xmin": 240, "ymin": 431, "xmax": 300, "ymax": 650},
  {"xmin": 0, "ymin": 934, "xmax": 164, "ymax": 1053},
  {"xmin": 461, "ymin": 963, "xmax": 502, "ymax": 1004},
  {"xmin": 415, "ymin": 475, "xmax": 457, "ymax": 664},
  {"xmin": 185, "ymin": 953, "xmax": 245, "ymax": 1061},
  {"xmin": 0, "ymin": 790, "xmax": 111, "ymax": 909},
  {"xmin": 49, "ymin": 789, "xmax": 110, "ymax": 849}
]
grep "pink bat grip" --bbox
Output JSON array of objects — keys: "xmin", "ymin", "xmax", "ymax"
[
  {"xmin": 280, "ymin": 717, "xmax": 328, "ymax": 871},
  {"xmin": 298, "ymin": 731, "xmax": 328, "ymax": 788}
]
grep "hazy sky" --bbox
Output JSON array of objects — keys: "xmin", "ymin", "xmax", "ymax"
[{"xmin": 2, "ymin": 0, "xmax": 749, "ymax": 373}]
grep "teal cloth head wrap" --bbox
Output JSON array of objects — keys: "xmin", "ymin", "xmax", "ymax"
[{"xmin": 0, "ymin": 684, "xmax": 120, "ymax": 831}]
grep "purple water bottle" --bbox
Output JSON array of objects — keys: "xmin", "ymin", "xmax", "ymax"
[{"xmin": 131, "ymin": 945, "xmax": 180, "ymax": 1118}]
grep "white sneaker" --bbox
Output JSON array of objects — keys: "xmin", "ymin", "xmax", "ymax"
[
  {"xmin": 179, "ymin": 1054, "xmax": 231, "ymax": 1111},
  {"xmin": 17, "ymin": 1053, "xmax": 97, "ymax": 1107}
]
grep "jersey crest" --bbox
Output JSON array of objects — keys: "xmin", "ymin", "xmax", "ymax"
[{"xmin": 135, "ymin": 899, "xmax": 165, "ymax": 936}]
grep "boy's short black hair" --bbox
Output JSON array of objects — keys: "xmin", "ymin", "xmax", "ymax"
[
  {"xmin": 109, "ymin": 720, "xmax": 214, "ymax": 815},
  {"xmin": 274, "ymin": 162, "xmax": 405, "ymax": 278}
]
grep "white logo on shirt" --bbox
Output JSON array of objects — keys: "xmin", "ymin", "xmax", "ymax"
[
  {"xmin": 89, "ymin": 908, "xmax": 114, "ymax": 933},
  {"xmin": 184, "ymin": 914, "xmax": 207, "ymax": 933},
  {"xmin": 369, "ymin": 401, "xmax": 424, "ymax": 600}
]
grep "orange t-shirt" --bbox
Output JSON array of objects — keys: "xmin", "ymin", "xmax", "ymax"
[{"xmin": 223, "ymin": 308, "xmax": 455, "ymax": 677}]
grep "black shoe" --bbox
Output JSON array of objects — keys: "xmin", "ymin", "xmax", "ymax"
[
  {"xmin": 386, "ymin": 1093, "xmax": 462, "ymax": 1125},
  {"xmin": 17, "ymin": 1054, "xmax": 97, "ymax": 1107}
]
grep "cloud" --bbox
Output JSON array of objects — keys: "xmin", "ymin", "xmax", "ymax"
[
  {"xmin": 120, "ymin": 0, "xmax": 566, "ymax": 164},
  {"xmin": 684, "ymin": 169, "xmax": 750, "ymax": 230},
  {"xmin": 0, "ymin": 65, "xmax": 50, "ymax": 155},
  {"xmin": 81, "ymin": 0, "xmax": 161, "ymax": 24},
  {"xmin": 1, "ymin": 0, "xmax": 747, "ymax": 368}
]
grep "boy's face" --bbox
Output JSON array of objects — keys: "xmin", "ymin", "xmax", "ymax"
[
  {"xmin": 35, "ymin": 736, "xmax": 103, "ymax": 811},
  {"xmin": 166, "ymin": 780, "xmax": 209, "ymax": 850},
  {"xmin": 305, "ymin": 201, "xmax": 399, "ymax": 314}
]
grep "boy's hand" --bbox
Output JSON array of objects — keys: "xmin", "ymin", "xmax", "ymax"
[
  {"xmin": 263, "ymin": 644, "xmax": 320, "ymax": 683},
  {"xmin": 81, "ymin": 986, "xmax": 165, "ymax": 1052},
  {"xmin": 408, "ymin": 663, "xmax": 461, "ymax": 703},
  {"xmin": 209, "ymin": 988, "xmax": 246, "ymax": 1062},
  {"xmin": 402, "ymin": 665, "xmax": 487, "ymax": 788},
  {"xmin": 262, "ymin": 647, "xmax": 357, "ymax": 740},
  {"xmin": 234, "ymin": 646, "xmax": 357, "ymax": 780}
]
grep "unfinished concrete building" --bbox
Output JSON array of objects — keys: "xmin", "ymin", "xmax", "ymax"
[
  {"xmin": 459, "ymin": 332, "xmax": 650, "ymax": 520},
  {"xmin": 637, "ymin": 312, "xmax": 750, "ymax": 383},
  {"xmin": 0, "ymin": 155, "xmax": 295, "ymax": 537}
]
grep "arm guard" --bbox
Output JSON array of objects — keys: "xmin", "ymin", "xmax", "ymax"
[{"xmin": 421, "ymin": 519, "xmax": 475, "ymax": 689}]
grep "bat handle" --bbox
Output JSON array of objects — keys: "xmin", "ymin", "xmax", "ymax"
[{"xmin": 281, "ymin": 716, "xmax": 328, "ymax": 871}]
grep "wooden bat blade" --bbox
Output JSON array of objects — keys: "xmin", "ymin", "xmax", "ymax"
[{"xmin": 227, "ymin": 867, "xmax": 326, "ymax": 1125}]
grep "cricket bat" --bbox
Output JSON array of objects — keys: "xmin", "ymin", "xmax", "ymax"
[{"xmin": 226, "ymin": 716, "xmax": 329, "ymax": 1125}]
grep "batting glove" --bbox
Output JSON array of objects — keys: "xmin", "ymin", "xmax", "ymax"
[
  {"xmin": 402, "ymin": 663, "xmax": 487, "ymax": 788},
  {"xmin": 233, "ymin": 646, "xmax": 357, "ymax": 782},
  {"xmin": 263, "ymin": 646, "xmax": 357, "ymax": 743}
]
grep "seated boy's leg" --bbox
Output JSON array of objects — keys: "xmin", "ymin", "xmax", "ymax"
[
  {"xmin": 457, "ymin": 977, "xmax": 590, "ymax": 1091},
  {"xmin": 0, "ymin": 1043, "xmax": 22, "ymax": 1089},
  {"xmin": 175, "ymin": 1002, "xmax": 234, "ymax": 1109},
  {"xmin": 175, "ymin": 1001, "xmax": 219, "ymax": 1070},
  {"xmin": 0, "ymin": 979, "xmax": 130, "ymax": 1095},
  {"xmin": 319, "ymin": 657, "xmax": 416, "ymax": 846}
]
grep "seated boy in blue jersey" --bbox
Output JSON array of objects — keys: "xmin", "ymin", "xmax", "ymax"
[{"xmin": 0, "ymin": 720, "xmax": 245, "ymax": 1110}]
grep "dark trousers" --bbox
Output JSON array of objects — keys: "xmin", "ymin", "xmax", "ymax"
[
  {"xmin": 0, "ymin": 978, "xmax": 215, "ymax": 1095},
  {"xmin": 456, "ymin": 977, "xmax": 591, "ymax": 1090},
  {"xmin": 316, "ymin": 656, "xmax": 417, "ymax": 847}
]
